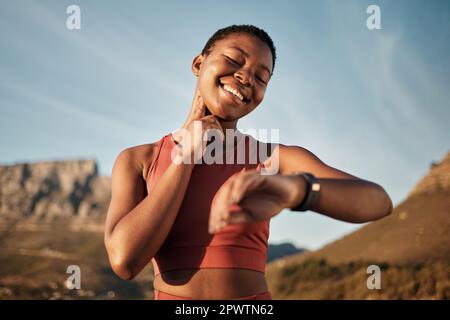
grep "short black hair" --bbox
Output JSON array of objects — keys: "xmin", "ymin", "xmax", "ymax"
[{"xmin": 201, "ymin": 24, "xmax": 277, "ymax": 75}]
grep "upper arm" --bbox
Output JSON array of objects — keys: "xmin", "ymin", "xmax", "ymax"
[
  {"xmin": 278, "ymin": 144, "xmax": 360, "ymax": 180},
  {"xmin": 104, "ymin": 147, "xmax": 148, "ymax": 240}
]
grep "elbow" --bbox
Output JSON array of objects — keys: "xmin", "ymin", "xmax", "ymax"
[
  {"xmin": 367, "ymin": 186, "xmax": 394, "ymax": 222},
  {"xmin": 384, "ymin": 194, "xmax": 394, "ymax": 217},
  {"xmin": 377, "ymin": 186, "xmax": 394, "ymax": 219},
  {"xmin": 109, "ymin": 255, "xmax": 138, "ymax": 281},
  {"xmin": 351, "ymin": 186, "xmax": 394, "ymax": 224},
  {"xmin": 104, "ymin": 237, "xmax": 138, "ymax": 281}
]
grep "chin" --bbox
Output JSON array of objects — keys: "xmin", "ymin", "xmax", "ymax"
[{"xmin": 210, "ymin": 103, "xmax": 239, "ymax": 120}]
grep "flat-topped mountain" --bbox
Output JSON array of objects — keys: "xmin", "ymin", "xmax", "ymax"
[{"xmin": 0, "ymin": 159, "xmax": 110, "ymax": 220}]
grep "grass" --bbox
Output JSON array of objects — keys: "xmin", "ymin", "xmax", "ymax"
[
  {"xmin": 269, "ymin": 258, "xmax": 450, "ymax": 300},
  {"xmin": 0, "ymin": 220, "xmax": 154, "ymax": 299}
]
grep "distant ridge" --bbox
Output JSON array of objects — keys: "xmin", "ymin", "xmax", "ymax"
[
  {"xmin": 268, "ymin": 151, "xmax": 450, "ymax": 268},
  {"xmin": 267, "ymin": 242, "xmax": 306, "ymax": 263}
]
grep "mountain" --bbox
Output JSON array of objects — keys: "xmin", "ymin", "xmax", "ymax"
[
  {"xmin": 266, "ymin": 151, "xmax": 450, "ymax": 299},
  {"xmin": 0, "ymin": 159, "xmax": 154, "ymax": 299},
  {"xmin": 267, "ymin": 243, "xmax": 306, "ymax": 263},
  {"xmin": 0, "ymin": 159, "xmax": 109, "ymax": 221}
]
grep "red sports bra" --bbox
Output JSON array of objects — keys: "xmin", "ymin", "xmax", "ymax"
[{"xmin": 146, "ymin": 131, "xmax": 272, "ymax": 276}]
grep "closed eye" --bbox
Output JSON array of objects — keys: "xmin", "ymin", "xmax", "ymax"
[
  {"xmin": 224, "ymin": 55, "xmax": 268, "ymax": 85},
  {"xmin": 224, "ymin": 55, "xmax": 241, "ymax": 66},
  {"xmin": 257, "ymin": 76, "xmax": 267, "ymax": 84}
]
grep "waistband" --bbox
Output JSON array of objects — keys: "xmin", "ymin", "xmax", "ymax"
[
  {"xmin": 152, "ymin": 245, "xmax": 267, "ymax": 276},
  {"xmin": 154, "ymin": 289, "xmax": 272, "ymax": 300}
]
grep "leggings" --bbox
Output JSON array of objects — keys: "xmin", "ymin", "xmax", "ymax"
[{"xmin": 154, "ymin": 289, "xmax": 272, "ymax": 300}]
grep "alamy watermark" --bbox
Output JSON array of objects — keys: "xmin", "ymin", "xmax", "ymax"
[
  {"xmin": 66, "ymin": 265, "xmax": 81, "ymax": 290},
  {"xmin": 366, "ymin": 5, "xmax": 381, "ymax": 30},
  {"xmin": 366, "ymin": 264, "xmax": 381, "ymax": 290},
  {"xmin": 170, "ymin": 125, "xmax": 280, "ymax": 175},
  {"xmin": 66, "ymin": 5, "xmax": 81, "ymax": 30}
]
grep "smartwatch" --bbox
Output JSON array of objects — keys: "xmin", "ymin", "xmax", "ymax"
[{"xmin": 290, "ymin": 172, "xmax": 321, "ymax": 212}]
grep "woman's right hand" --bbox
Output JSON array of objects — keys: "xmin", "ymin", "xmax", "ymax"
[{"xmin": 172, "ymin": 89, "xmax": 224, "ymax": 164}]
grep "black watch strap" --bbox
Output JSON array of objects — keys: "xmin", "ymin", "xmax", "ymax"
[{"xmin": 290, "ymin": 172, "xmax": 321, "ymax": 212}]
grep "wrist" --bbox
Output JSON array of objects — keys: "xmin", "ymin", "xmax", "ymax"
[{"xmin": 286, "ymin": 174, "xmax": 308, "ymax": 209}]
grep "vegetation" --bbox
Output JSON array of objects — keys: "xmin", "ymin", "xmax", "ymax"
[{"xmin": 269, "ymin": 258, "xmax": 450, "ymax": 300}]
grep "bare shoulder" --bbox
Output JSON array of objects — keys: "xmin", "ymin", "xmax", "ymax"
[
  {"xmin": 277, "ymin": 143, "xmax": 359, "ymax": 179},
  {"xmin": 105, "ymin": 140, "xmax": 161, "ymax": 236},
  {"xmin": 278, "ymin": 143, "xmax": 324, "ymax": 168},
  {"xmin": 122, "ymin": 140, "xmax": 163, "ymax": 181}
]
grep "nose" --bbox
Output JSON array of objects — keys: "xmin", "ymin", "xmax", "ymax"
[{"xmin": 234, "ymin": 69, "xmax": 253, "ymax": 87}]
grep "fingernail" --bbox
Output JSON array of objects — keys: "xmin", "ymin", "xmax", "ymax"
[{"xmin": 229, "ymin": 203, "xmax": 242, "ymax": 213}]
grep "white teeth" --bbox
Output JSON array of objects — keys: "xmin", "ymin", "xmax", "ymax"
[{"xmin": 223, "ymin": 84, "xmax": 244, "ymax": 101}]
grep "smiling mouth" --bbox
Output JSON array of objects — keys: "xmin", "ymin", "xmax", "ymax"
[{"xmin": 218, "ymin": 82, "xmax": 249, "ymax": 105}]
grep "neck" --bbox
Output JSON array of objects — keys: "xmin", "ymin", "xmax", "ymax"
[
  {"xmin": 173, "ymin": 120, "xmax": 240, "ymax": 145},
  {"xmin": 217, "ymin": 118, "xmax": 240, "ymax": 145},
  {"xmin": 218, "ymin": 118, "xmax": 237, "ymax": 131}
]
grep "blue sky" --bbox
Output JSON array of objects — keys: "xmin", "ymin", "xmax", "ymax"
[{"xmin": 0, "ymin": 0, "xmax": 449, "ymax": 250}]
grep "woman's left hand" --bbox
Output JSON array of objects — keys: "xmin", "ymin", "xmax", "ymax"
[{"xmin": 208, "ymin": 169, "xmax": 307, "ymax": 234}]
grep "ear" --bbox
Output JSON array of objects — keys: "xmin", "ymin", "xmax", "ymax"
[{"xmin": 191, "ymin": 54, "xmax": 205, "ymax": 77}]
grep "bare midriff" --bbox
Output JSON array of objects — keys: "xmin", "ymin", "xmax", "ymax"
[{"xmin": 153, "ymin": 268, "xmax": 268, "ymax": 299}]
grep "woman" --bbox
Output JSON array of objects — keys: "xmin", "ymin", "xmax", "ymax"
[{"xmin": 104, "ymin": 25, "xmax": 393, "ymax": 300}]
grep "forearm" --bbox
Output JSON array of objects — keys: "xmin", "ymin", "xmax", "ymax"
[
  {"xmin": 291, "ymin": 176, "xmax": 393, "ymax": 223},
  {"xmin": 107, "ymin": 161, "xmax": 195, "ymax": 277}
]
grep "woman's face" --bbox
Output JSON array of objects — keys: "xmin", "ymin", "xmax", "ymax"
[{"xmin": 193, "ymin": 33, "xmax": 273, "ymax": 121}]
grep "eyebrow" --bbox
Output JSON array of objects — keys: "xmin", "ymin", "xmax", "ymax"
[{"xmin": 228, "ymin": 46, "xmax": 272, "ymax": 76}]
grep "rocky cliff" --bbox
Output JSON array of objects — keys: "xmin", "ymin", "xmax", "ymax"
[{"xmin": 0, "ymin": 160, "xmax": 110, "ymax": 221}]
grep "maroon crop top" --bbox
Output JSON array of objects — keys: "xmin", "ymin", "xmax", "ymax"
[{"xmin": 146, "ymin": 131, "xmax": 272, "ymax": 276}]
